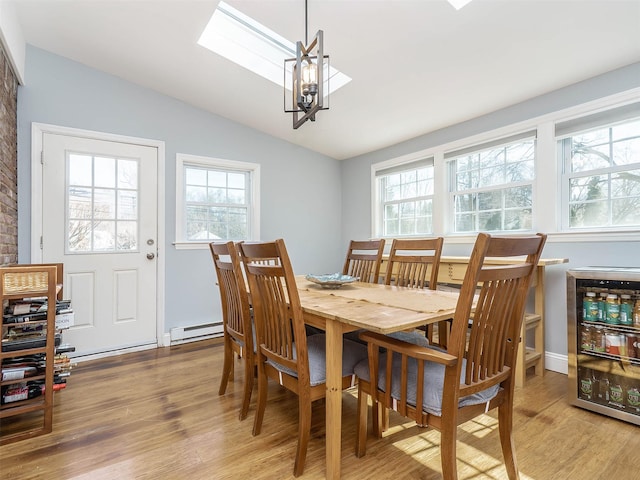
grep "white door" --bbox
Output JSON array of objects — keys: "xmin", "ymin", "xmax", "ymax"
[{"xmin": 40, "ymin": 132, "xmax": 158, "ymax": 356}]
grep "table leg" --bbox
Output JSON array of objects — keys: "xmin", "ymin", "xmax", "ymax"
[
  {"xmin": 325, "ymin": 319, "xmax": 343, "ymax": 480},
  {"xmin": 534, "ymin": 265, "xmax": 546, "ymax": 377}
]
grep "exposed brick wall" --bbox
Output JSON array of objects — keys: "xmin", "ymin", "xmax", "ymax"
[{"xmin": 0, "ymin": 42, "xmax": 18, "ymax": 266}]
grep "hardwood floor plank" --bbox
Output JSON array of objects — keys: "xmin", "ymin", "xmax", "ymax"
[{"xmin": 1, "ymin": 339, "xmax": 639, "ymax": 479}]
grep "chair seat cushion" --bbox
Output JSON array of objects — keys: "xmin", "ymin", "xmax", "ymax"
[
  {"xmin": 347, "ymin": 329, "xmax": 431, "ymax": 346},
  {"xmin": 268, "ymin": 334, "xmax": 368, "ymax": 387},
  {"xmin": 354, "ymin": 347, "xmax": 499, "ymax": 417},
  {"xmin": 386, "ymin": 330, "xmax": 430, "ymax": 347}
]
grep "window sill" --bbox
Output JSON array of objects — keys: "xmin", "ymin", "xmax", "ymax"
[
  {"xmin": 545, "ymin": 230, "xmax": 640, "ymax": 243},
  {"xmin": 173, "ymin": 241, "xmax": 212, "ymax": 250}
]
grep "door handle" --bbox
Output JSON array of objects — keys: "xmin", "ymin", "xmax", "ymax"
[{"xmin": 147, "ymin": 253, "xmax": 155, "ymax": 260}]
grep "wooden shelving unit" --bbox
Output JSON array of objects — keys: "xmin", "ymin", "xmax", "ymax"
[{"xmin": 0, "ymin": 265, "xmax": 58, "ymax": 445}]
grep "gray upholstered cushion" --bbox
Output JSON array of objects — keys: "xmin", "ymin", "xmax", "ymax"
[
  {"xmin": 350, "ymin": 330, "xmax": 433, "ymax": 377},
  {"xmin": 348, "ymin": 329, "xmax": 431, "ymax": 346},
  {"xmin": 267, "ymin": 334, "xmax": 368, "ymax": 387},
  {"xmin": 387, "ymin": 330, "xmax": 430, "ymax": 347},
  {"xmin": 353, "ymin": 348, "xmax": 499, "ymax": 417}
]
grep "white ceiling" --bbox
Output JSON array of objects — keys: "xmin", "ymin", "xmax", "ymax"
[{"xmin": 9, "ymin": 0, "xmax": 640, "ymax": 160}]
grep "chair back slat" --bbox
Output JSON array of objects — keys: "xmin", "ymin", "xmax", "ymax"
[{"xmin": 343, "ymin": 239, "xmax": 385, "ymax": 283}]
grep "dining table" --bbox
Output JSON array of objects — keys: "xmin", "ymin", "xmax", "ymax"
[{"xmin": 294, "ymin": 275, "xmax": 461, "ymax": 480}]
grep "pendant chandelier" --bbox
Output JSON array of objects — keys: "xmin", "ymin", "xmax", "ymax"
[{"xmin": 284, "ymin": 0, "xmax": 329, "ymax": 129}]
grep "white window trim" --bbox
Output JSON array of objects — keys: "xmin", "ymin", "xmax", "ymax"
[
  {"xmin": 174, "ymin": 153, "xmax": 260, "ymax": 250},
  {"xmin": 370, "ymin": 87, "xmax": 640, "ymax": 244}
]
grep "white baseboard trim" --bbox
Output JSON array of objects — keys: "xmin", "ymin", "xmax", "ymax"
[{"xmin": 545, "ymin": 351, "xmax": 568, "ymax": 375}]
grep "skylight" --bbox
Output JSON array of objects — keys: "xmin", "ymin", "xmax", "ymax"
[
  {"xmin": 447, "ymin": 0, "xmax": 473, "ymax": 10},
  {"xmin": 198, "ymin": 1, "xmax": 351, "ymax": 96}
]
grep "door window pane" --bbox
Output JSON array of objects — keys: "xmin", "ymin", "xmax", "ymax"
[
  {"xmin": 117, "ymin": 191, "xmax": 138, "ymax": 220},
  {"xmin": 94, "ymin": 189, "xmax": 116, "ymax": 219},
  {"xmin": 68, "ymin": 154, "xmax": 92, "ymax": 186},
  {"xmin": 117, "ymin": 221, "xmax": 138, "ymax": 250},
  {"xmin": 93, "ymin": 221, "xmax": 116, "ymax": 251},
  {"xmin": 68, "ymin": 220, "xmax": 92, "ymax": 252},
  {"xmin": 118, "ymin": 159, "xmax": 138, "ymax": 189},
  {"xmin": 94, "ymin": 157, "xmax": 115, "ymax": 188}
]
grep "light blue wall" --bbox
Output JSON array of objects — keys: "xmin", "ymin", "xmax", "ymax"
[
  {"xmin": 15, "ymin": 45, "xmax": 640, "ymax": 360},
  {"xmin": 17, "ymin": 46, "xmax": 344, "ymax": 332},
  {"xmin": 341, "ymin": 62, "xmax": 640, "ymax": 359}
]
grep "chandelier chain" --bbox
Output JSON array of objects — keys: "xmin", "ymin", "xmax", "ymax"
[{"xmin": 304, "ymin": 0, "xmax": 308, "ymax": 45}]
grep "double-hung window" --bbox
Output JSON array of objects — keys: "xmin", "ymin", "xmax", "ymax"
[
  {"xmin": 176, "ymin": 154, "xmax": 260, "ymax": 244},
  {"xmin": 557, "ymin": 102, "xmax": 640, "ymax": 230},
  {"xmin": 375, "ymin": 158, "xmax": 435, "ymax": 237},
  {"xmin": 446, "ymin": 132, "xmax": 536, "ymax": 233}
]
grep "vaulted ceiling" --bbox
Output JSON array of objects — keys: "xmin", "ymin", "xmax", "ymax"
[{"xmin": 9, "ymin": 0, "xmax": 640, "ymax": 159}]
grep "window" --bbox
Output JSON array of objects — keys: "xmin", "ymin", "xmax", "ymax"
[
  {"xmin": 176, "ymin": 154, "xmax": 260, "ymax": 245},
  {"xmin": 375, "ymin": 158, "xmax": 435, "ymax": 237},
  {"xmin": 557, "ymin": 102, "xmax": 640, "ymax": 230},
  {"xmin": 67, "ymin": 152, "xmax": 139, "ymax": 253},
  {"xmin": 445, "ymin": 132, "xmax": 536, "ymax": 233}
]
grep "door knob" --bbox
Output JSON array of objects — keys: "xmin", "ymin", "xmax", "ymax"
[{"xmin": 147, "ymin": 253, "xmax": 155, "ymax": 260}]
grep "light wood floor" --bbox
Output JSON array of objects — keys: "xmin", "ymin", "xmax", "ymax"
[{"xmin": 1, "ymin": 339, "xmax": 638, "ymax": 480}]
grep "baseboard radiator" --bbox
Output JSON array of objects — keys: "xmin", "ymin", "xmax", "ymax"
[{"xmin": 170, "ymin": 322, "xmax": 223, "ymax": 345}]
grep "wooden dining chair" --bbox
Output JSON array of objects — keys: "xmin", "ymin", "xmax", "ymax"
[
  {"xmin": 355, "ymin": 232, "xmax": 547, "ymax": 480},
  {"xmin": 238, "ymin": 239, "xmax": 368, "ymax": 477},
  {"xmin": 342, "ymin": 239, "xmax": 386, "ymax": 284},
  {"xmin": 210, "ymin": 241, "xmax": 255, "ymax": 421},
  {"xmin": 384, "ymin": 237, "xmax": 445, "ymax": 345}
]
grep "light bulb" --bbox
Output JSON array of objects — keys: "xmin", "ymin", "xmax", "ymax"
[{"xmin": 301, "ymin": 62, "xmax": 318, "ymax": 97}]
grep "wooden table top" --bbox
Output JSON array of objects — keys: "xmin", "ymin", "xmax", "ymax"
[{"xmin": 295, "ymin": 276, "xmax": 459, "ymax": 334}]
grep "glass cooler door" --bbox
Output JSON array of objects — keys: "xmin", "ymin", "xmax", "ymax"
[{"xmin": 567, "ymin": 267, "xmax": 640, "ymax": 426}]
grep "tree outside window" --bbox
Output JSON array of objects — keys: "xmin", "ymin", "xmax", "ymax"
[
  {"xmin": 448, "ymin": 135, "xmax": 535, "ymax": 233},
  {"xmin": 559, "ymin": 117, "xmax": 640, "ymax": 229}
]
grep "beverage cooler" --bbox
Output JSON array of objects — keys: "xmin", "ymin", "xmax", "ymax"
[{"xmin": 567, "ymin": 267, "xmax": 640, "ymax": 425}]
